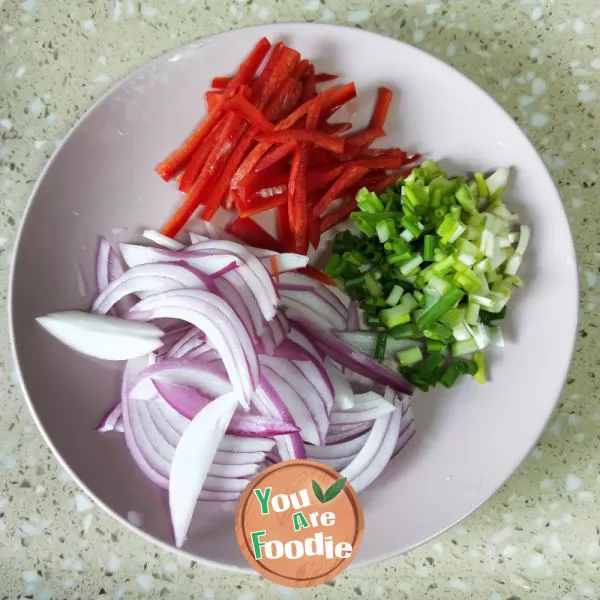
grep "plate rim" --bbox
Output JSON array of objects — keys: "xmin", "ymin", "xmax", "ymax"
[{"xmin": 7, "ymin": 21, "xmax": 579, "ymax": 572}]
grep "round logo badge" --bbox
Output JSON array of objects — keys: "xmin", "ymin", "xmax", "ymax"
[{"xmin": 235, "ymin": 459, "xmax": 364, "ymax": 587}]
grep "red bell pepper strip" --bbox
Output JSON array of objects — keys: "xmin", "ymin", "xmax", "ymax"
[
  {"xmin": 257, "ymin": 129, "xmax": 345, "ymax": 154},
  {"xmin": 315, "ymin": 73, "xmax": 339, "ymax": 83},
  {"xmin": 320, "ymin": 198, "xmax": 357, "ymax": 233},
  {"xmin": 287, "ymin": 148, "xmax": 308, "ymax": 253},
  {"xmin": 277, "ymin": 203, "xmax": 291, "ymax": 248},
  {"xmin": 223, "ymin": 94, "xmax": 274, "ymax": 132},
  {"xmin": 179, "ymin": 118, "xmax": 226, "ymax": 193},
  {"xmin": 251, "ymin": 42, "xmax": 284, "ymax": 102},
  {"xmin": 254, "ymin": 140, "xmax": 297, "ymax": 173},
  {"xmin": 200, "ymin": 51, "xmax": 301, "ymax": 221},
  {"xmin": 231, "ymin": 83, "xmax": 355, "ymax": 190},
  {"xmin": 161, "ymin": 110, "xmax": 246, "ymax": 236},
  {"xmin": 350, "ymin": 155, "xmax": 410, "ymax": 169},
  {"xmin": 226, "ymin": 217, "xmax": 284, "ymax": 253},
  {"xmin": 322, "ymin": 122, "xmax": 352, "ymax": 134},
  {"xmin": 288, "ymin": 102, "xmax": 320, "ymax": 254},
  {"xmin": 308, "ymin": 213, "xmax": 321, "ymax": 249},
  {"xmin": 237, "ymin": 192, "xmax": 287, "ymax": 218},
  {"xmin": 369, "ymin": 86, "xmax": 393, "ymax": 129},
  {"xmin": 254, "ymin": 46, "xmax": 300, "ymax": 111},
  {"xmin": 155, "ymin": 37, "xmax": 271, "ymax": 182},
  {"xmin": 211, "ymin": 76, "xmax": 231, "ymax": 89},
  {"xmin": 356, "ymin": 147, "xmax": 406, "ymax": 159},
  {"xmin": 344, "ymin": 127, "xmax": 385, "ymax": 148},
  {"xmin": 312, "ymin": 165, "xmax": 369, "ymax": 217},
  {"xmin": 300, "ymin": 64, "xmax": 316, "ymax": 103},
  {"xmin": 200, "ymin": 131, "xmax": 256, "ymax": 221},
  {"xmin": 297, "ymin": 265, "xmax": 337, "ymax": 286},
  {"xmin": 291, "ymin": 59, "xmax": 310, "ymax": 81},
  {"xmin": 205, "ymin": 90, "xmax": 222, "ymax": 112}
]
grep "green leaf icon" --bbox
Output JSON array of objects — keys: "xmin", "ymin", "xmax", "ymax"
[
  {"xmin": 312, "ymin": 480, "xmax": 325, "ymax": 502},
  {"xmin": 323, "ymin": 477, "xmax": 347, "ymax": 502}
]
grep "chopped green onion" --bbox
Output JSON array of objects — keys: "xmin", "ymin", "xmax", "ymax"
[
  {"xmin": 356, "ymin": 187, "xmax": 384, "ymax": 213},
  {"xmin": 397, "ymin": 346, "xmax": 423, "ymax": 366},
  {"xmin": 473, "ymin": 352, "xmax": 486, "ymax": 383},
  {"xmin": 385, "ymin": 284, "xmax": 404, "ymax": 306},
  {"xmin": 423, "ymin": 235, "xmax": 436, "ymax": 261},
  {"xmin": 380, "ymin": 304, "xmax": 412, "ymax": 329},
  {"xmin": 474, "ymin": 172, "xmax": 489, "ymax": 198},
  {"xmin": 390, "ymin": 322, "xmax": 420, "ymax": 339},
  {"xmin": 374, "ymin": 331, "xmax": 388, "ymax": 361},
  {"xmin": 451, "ymin": 338, "xmax": 479, "ymax": 357},
  {"xmin": 376, "ymin": 219, "xmax": 395, "ymax": 243},
  {"xmin": 366, "ymin": 315, "xmax": 382, "ymax": 328},
  {"xmin": 416, "ymin": 287, "xmax": 464, "ymax": 329},
  {"xmin": 400, "ymin": 254, "xmax": 424, "ymax": 276},
  {"xmin": 364, "ymin": 272, "xmax": 383, "ymax": 297},
  {"xmin": 426, "ymin": 339, "xmax": 446, "ymax": 353},
  {"xmin": 466, "ymin": 302, "xmax": 480, "ymax": 325}
]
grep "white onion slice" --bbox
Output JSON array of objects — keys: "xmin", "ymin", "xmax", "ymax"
[
  {"xmin": 36, "ymin": 311, "xmax": 163, "ymax": 361},
  {"xmin": 169, "ymin": 391, "xmax": 239, "ymax": 547}
]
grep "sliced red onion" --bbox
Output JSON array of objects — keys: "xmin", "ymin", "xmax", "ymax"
[
  {"xmin": 342, "ymin": 401, "xmax": 402, "ymax": 493},
  {"xmin": 143, "ymin": 229, "xmax": 185, "ymax": 251},
  {"xmin": 220, "ymin": 435, "xmax": 275, "ymax": 453},
  {"xmin": 330, "ymin": 401, "xmax": 396, "ymax": 424},
  {"xmin": 258, "ymin": 364, "xmax": 319, "ymax": 446},
  {"xmin": 166, "ymin": 329, "xmax": 205, "ymax": 359},
  {"xmin": 198, "ymin": 490, "xmax": 241, "ymax": 502},
  {"xmin": 258, "ymin": 252, "xmax": 308, "ymax": 273},
  {"xmin": 325, "ymin": 359, "xmax": 354, "ymax": 410},
  {"xmin": 279, "ymin": 272, "xmax": 349, "ymax": 310},
  {"xmin": 291, "ymin": 318, "xmax": 413, "ymax": 395},
  {"xmin": 153, "ymin": 379, "xmax": 299, "ymax": 437},
  {"xmin": 280, "ymin": 292, "xmax": 346, "ymax": 330},
  {"xmin": 190, "ymin": 222, "xmax": 308, "ymax": 273},
  {"xmin": 128, "ymin": 290, "xmax": 258, "ymax": 406},
  {"xmin": 188, "ymin": 239, "xmax": 278, "ymax": 314},
  {"xmin": 325, "ymin": 420, "xmax": 375, "ymax": 444},
  {"xmin": 316, "ymin": 453, "xmax": 356, "ymax": 472},
  {"xmin": 92, "ymin": 262, "xmax": 215, "ymax": 315},
  {"xmin": 36, "ymin": 311, "xmax": 164, "ymax": 361},
  {"xmin": 260, "ymin": 355, "xmax": 329, "ymax": 444},
  {"xmin": 122, "ymin": 360, "xmax": 170, "ymax": 488},
  {"xmin": 287, "ymin": 325, "xmax": 325, "ymax": 361},
  {"xmin": 96, "ymin": 237, "xmax": 125, "ymax": 294},
  {"xmin": 211, "ymin": 261, "xmax": 239, "ymax": 279},
  {"xmin": 131, "ymin": 360, "xmax": 231, "ymax": 403},
  {"xmin": 346, "ymin": 300, "xmax": 359, "ymax": 331},
  {"xmin": 279, "ymin": 339, "xmax": 334, "ymax": 412},
  {"xmin": 208, "ymin": 462, "xmax": 261, "ymax": 479},
  {"xmin": 214, "ymin": 450, "xmax": 266, "ymax": 465},
  {"xmin": 306, "ymin": 429, "xmax": 371, "ymax": 460},
  {"xmin": 119, "ymin": 244, "xmax": 242, "ymax": 278},
  {"xmin": 96, "ymin": 401, "xmax": 123, "ymax": 433},
  {"xmin": 169, "ymin": 391, "xmax": 239, "ymax": 547}
]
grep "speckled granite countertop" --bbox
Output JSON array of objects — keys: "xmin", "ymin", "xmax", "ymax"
[{"xmin": 1, "ymin": 0, "xmax": 598, "ymax": 598}]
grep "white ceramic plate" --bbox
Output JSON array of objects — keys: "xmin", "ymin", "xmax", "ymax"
[{"xmin": 9, "ymin": 23, "xmax": 578, "ymax": 570}]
